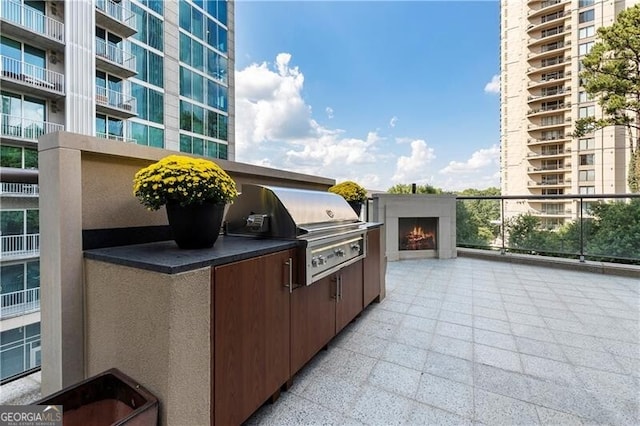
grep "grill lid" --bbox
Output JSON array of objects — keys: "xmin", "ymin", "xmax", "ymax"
[{"xmin": 225, "ymin": 184, "xmax": 361, "ymax": 238}]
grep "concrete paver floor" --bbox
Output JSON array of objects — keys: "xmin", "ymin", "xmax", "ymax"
[{"xmin": 247, "ymin": 258, "xmax": 639, "ymax": 425}]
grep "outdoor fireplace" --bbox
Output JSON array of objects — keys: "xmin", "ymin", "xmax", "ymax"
[
  {"xmin": 398, "ymin": 217, "xmax": 437, "ymax": 251},
  {"xmin": 371, "ymin": 194, "xmax": 456, "ymax": 261}
]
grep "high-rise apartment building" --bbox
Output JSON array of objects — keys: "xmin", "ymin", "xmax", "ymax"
[
  {"xmin": 500, "ymin": 0, "xmax": 638, "ymax": 229},
  {"xmin": 0, "ymin": 0, "xmax": 234, "ymax": 381}
]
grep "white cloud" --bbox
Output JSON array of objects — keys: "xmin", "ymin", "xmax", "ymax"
[
  {"xmin": 484, "ymin": 74, "xmax": 500, "ymax": 94},
  {"xmin": 440, "ymin": 145, "xmax": 499, "ymax": 174},
  {"xmin": 389, "ymin": 116, "xmax": 398, "ymax": 128},
  {"xmin": 391, "ymin": 139, "xmax": 436, "ymax": 183},
  {"xmin": 325, "ymin": 107, "xmax": 334, "ymax": 119},
  {"xmin": 435, "ymin": 145, "xmax": 500, "ymax": 191},
  {"xmin": 235, "ymin": 53, "xmax": 384, "ymax": 182}
]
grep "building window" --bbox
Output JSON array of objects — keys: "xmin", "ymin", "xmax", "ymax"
[
  {"xmin": 542, "ymin": 189, "xmax": 564, "ymax": 195},
  {"xmin": 579, "ymin": 9, "xmax": 595, "ymax": 23},
  {"xmin": 579, "ymin": 41, "xmax": 595, "ymax": 56},
  {"xmin": 0, "ymin": 323, "xmax": 41, "ymax": 380},
  {"xmin": 578, "ymin": 25, "xmax": 595, "ymax": 39},
  {"xmin": 579, "ymin": 186, "xmax": 595, "ymax": 194},
  {"xmin": 0, "ymin": 209, "xmax": 39, "ymax": 239},
  {"xmin": 579, "ymin": 0, "xmax": 594, "ymax": 7},
  {"xmin": 95, "ymin": 114, "xmax": 123, "ymax": 140},
  {"xmin": 1, "ymin": 91, "xmax": 47, "ymax": 140},
  {"xmin": 578, "ymin": 91, "xmax": 592, "ymax": 103},
  {"xmin": 579, "ymin": 154, "xmax": 595, "ymax": 166},
  {"xmin": 131, "ymin": 4, "xmax": 164, "ymax": 51},
  {"xmin": 129, "ymin": 121, "xmax": 164, "ymax": 148},
  {"xmin": 579, "ymin": 106, "xmax": 595, "ymax": 118},
  {"xmin": 0, "ymin": 145, "xmax": 38, "ymax": 169},
  {"xmin": 0, "ymin": 36, "xmax": 46, "ymax": 76},
  {"xmin": 579, "ymin": 138, "xmax": 595, "ymax": 150},
  {"xmin": 579, "ymin": 170, "xmax": 596, "ymax": 182},
  {"xmin": 0, "ymin": 261, "xmax": 40, "ymax": 309}
]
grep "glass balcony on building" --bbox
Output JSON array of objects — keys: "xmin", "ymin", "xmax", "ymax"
[
  {"xmin": 95, "ymin": 39, "xmax": 137, "ymax": 78},
  {"xmin": 0, "ymin": 183, "xmax": 39, "ymax": 197},
  {"xmin": 95, "ymin": 86, "xmax": 137, "ymax": 119},
  {"xmin": 527, "ymin": 87, "xmax": 570, "ymax": 103},
  {"xmin": 0, "ymin": 56, "xmax": 65, "ymax": 97},
  {"xmin": 526, "ymin": 56, "xmax": 570, "ymax": 76},
  {"xmin": 1, "ymin": 114, "xmax": 64, "ymax": 145},
  {"xmin": 1, "ymin": 288, "xmax": 40, "ymax": 319},
  {"xmin": 527, "ymin": 146, "xmax": 571, "ymax": 158},
  {"xmin": 527, "ymin": 41, "xmax": 571, "ymax": 61},
  {"xmin": 95, "ymin": 0, "xmax": 137, "ymax": 38},
  {"xmin": 527, "ymin": 10, "xmax": 569, "ymax": 33},
  {"xmin": 1, "ymin": 233, "xmax": 39, "ymax": 260},
  {"xmin": 0, "ymin": 0, "xmax": 64, "ymax": 51},
  {"xmin": 527, "ymin": 102, "xmax": 571, "ymax": 117},
  {"xmin": 527, "ymin": 25, "xmax": 571, "ymax": 48}
]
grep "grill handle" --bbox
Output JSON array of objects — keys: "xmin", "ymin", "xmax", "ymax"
[{"xmin": 284, "ymin": 258, "xmax": 293, "ymax": 293}]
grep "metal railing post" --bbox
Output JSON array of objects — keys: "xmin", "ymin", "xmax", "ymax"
[
  {"xmin": 579, "ymin": 196, "xmax": 585, "ymax": 262},
  {"xmin": 501, "ymin": 198, "xmax": 506, "ymax": 255}
]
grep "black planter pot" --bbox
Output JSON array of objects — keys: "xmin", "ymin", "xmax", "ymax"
[
  {"xmin": 348, "ymin": 201, "xmax": 363, "ymax": 217},
  {"xmin": 166, "ymin": 201, "xmax": 225, "ymax": 249}
]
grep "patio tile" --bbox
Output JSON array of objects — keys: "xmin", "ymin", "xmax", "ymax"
[
  {"xmin": 406, "ymin": 304, "xmax": 440, "ymax": 320},
  {"xmin": 367, "ymin": 360, "xmax": 421, "ymax": 398},
  {"xmin": 400, "ymin": 314, "xmax": 437, "ymax": 333},
  {"xmin": 537, "ymin": 306, "xmax": 579, "ymax": 321},
  {"xmin": 423, "ymin": 350, "xmax": 473, "ymax": 385},
  {"xmin": 510, "ymin": 323, "xmax": 555, "ymax": 343},
  {"xmin": 438, "ymin": 309, "xmax": 474, "ymax": 326},
  {"xmin": 317, "ymin": 347, "xmax": 377, "ymax": 384},
  {"xmin": 473, "ymin": 388, "xmax": 540, "ymax": 426},
  {"xmin": 378, "ymin": 299, "xmax": 410, "ymax": 314},
  {"xmin": 350, "ymin": 384, "xmax": 413, "ymax": 425},
  {"xmin": 597, "ymin": 338, "xmax": 640, "ymax": 359},
  {"xmin": 506, "ymin": 311, "xmax": 547, "ymax": 328},
  {"xmin": 526, "ymin": 377, "xmax": 607, "ymax": 423},
  {"xmin": 386, "ymin": 292, "xmax": 415, "ymax": 304},
  {"xmin": 503, "ymin": 302, "xmax": 540, "ymax": 315},
  {"xmin": 251, "ymin": 392, "xmax": 346, "ymax": 425},
  {"xmin": 612, "ymin": 355, "xmax": 639, "ymax": 377},
  {"xmin": 515, "ymin": 336, "xmax": 567, "ymax": 362},
  {"xmin": 473, "ymin": 316, "xmax": 512, "ymax": 334},
  {"xmin": 366, "ymin": 308, "xmax": 406, "ymax": 326},
  {"xmin": 535, "ymin": 406, "xmax": 585, "ymax": 426},
  {"xmin": 408, "ymin": 402, "xmax": 472, "ymax": 425},
  {"xmin": 561, "ymin": 345, "xmax": 626, "ymax": 374},
  {"xmin": 341, "ymin": 333, "xmax": 389, "ymax": 359},
  {"xmin": 473, "ymin": 364, "xmax": 531, "ymax": 402},
  {"xmin": 430, "ymin": 334, "xmax": 473, "ymax": 361},
  {"xmin": 551, "ymin": 330, "xmax": 605, "ymax": 352},
  {"xmin": 474, "ymin": 306, "xmax": 509, "ymax": 321},
  {"xmin": 475, "ymin": 344, "xmax": 522, "ymax": 372},
  {"xmin": 353, "ymin": 319, "xmax": 398, "ymax": 341},
  {"xmin": 381, "ymin": 341, "xmax": 428, "ymax": 371},
  {"xmin": 415, "ymin": 373, "xmax": 474, "ymax": 418},
  {"xmin": 299, "ymin": 373, "xmax": 362, "ymax": 414},
  {"xmin": 435, "ymin": 321, "xmax": 473, "ymax": 341},
  {"xmin": 390, "ymin": 327, "xmax": 433, "ymax": 350},
  {"xmin": 473, "ymin": 297, "xmax": 504, "ymax": 310},
  {"xmin": 521, "ymin": 354, "xmax": 579, "ymax": 387},
  {"xmin": 474, "ymin": 329, "xmax": 517, "ymax": 351},
  {"xmin": 412, "ymin": 296, "xmax": 443, "ymax": 309}
]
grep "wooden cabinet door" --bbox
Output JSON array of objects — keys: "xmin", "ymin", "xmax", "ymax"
[
  {"xmin": 290, "ymin": 275, "xmax": 336, "ymax": 375},
  {"xmin": 363, "ymin": 227, "xmax": 382, "ymax": 307},
  {"xmin": 336, "ymin": 260, "xmax": 363, "ymax": 333},
  {"xmin": 213, "ymin": 249, "xmax": 294, "ymax": 426}
]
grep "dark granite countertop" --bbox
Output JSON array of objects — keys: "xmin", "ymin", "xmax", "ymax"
[{"xmin": 84, "ymin": 235, "xmax": 300, "ymax": 274}]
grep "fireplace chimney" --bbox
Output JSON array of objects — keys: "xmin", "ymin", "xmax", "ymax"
[{"xmin": 411, "ymin": 183, "xmax": 416, "ymax": 194}]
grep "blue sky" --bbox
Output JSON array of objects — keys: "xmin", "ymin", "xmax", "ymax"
[{"xmin": 234, "ymin": 1, "xmax": 501, "ymax": 191}]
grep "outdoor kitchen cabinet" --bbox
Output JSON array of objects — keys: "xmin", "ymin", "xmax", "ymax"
[
  {"xmin": 363, "ymin": 227, "xmax": 382, "ymax": 307},
  {"xmin": 290, "ymin": 259, "xmax": 363, "ymax": 375},
  {"xmin": 212, "ymin": 249, "xmax": 296, "ymax": 426}
]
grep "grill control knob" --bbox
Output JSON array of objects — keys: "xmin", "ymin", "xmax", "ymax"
[
  {"xmin": 350, "ymin": 243, "xmax": 360, "ymax": 251},
  {"xmin": 311, "ymin": 257, "xmax": 318, "ymax": 267},
  {"xmin": 335, "ymin": 249, "xmax": 345, "ymax": 257},
  {"xmin": 318, "ymin": 255, "xmax": 326, "ymax": 265}
]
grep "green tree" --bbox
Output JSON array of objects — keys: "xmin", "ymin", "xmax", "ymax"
[
  {"xmin": 387, "ymin": 183, "xmax": 442, "ymax": 194},
  {"xmin": 505, "ymin": 213, "xmax": 563, "ymax": 252},
  {"xmin": 456, "ymin": 201, "xmax": 486, "ymax": 246},
  {"xmin": 573, "ymin": 5, "xmax": 640, "ymax": 192},
  {"xmin": 456, "ymin": 187, "xmax": 501, "ymax": 242},
  {"xmin": 586, "ymin": 199, "xmax": 640, "ymax": 259}
]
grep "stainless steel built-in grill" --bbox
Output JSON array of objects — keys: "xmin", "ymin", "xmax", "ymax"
[{"xmin": 225, "ymin": 184, "xmax": 367, "ymax": 285}]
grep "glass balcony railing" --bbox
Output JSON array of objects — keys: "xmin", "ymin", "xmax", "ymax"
[
  {"xmin": 0, "ymin": 0, "xmax": 64, "ymax": 43},
  {"xmin": 1, "ymin": 233, "xmax": 39, "ymax": 258},
  {"xmin": 0, "ymin": 56, "xmax": 65, "ymax": 94},
  {"xmin": 96, "ymin": 132, "xmax": 137, "ymax": 144},
  {"xmin": 95, "ymin": 39, "xmax": 136, "ymax": 73},
  {"xmin": 455, "ymin": 194, "xmax": 640, "ymax": 265},
  {"xmin": 1, "ymin": 114, "xmax": 64, "ymax": 142},
  {"xmin": 95, "ymin": 85, "xmax": 137, "ymax": 115},
  {"xmin": 95, "ymin": 0, "xmax": 137, "ymax": 31},
  {"xmin": 0, "ymin": 288, "xmax": 40, "ymax": 319},
  {"xmin": 0, "ymin": 183, "xmax": 39, "ymax": 196}
]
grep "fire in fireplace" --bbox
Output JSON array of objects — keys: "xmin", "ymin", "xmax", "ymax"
[{"xmin": 398, "ymin": 217, "xmax": 437, "ymax": 251}]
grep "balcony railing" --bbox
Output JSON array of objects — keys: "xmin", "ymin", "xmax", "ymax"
[
  {"xmin": 453, "ymin": 194, "xmax": 640, "ymax": 265},
  {"xmin": 1, "ymin": 114, "xmax": 64, "ymax": 142},
  {"xmin": 96, "ymin": 132, "xmax": 137, "ymax": 144},
  {"xmin": 95, "ymin": 86, "xmax": 137, "ymax": 115},
  {"xmin": 1, "ymin": 234, "xmax": 39, "ymax": 258},
  {"xmin": 0, "ymin": 56, "xmax": 65, "ymax": 94},
  {"xmin": 0, "ymin": 0, "xmax": 64, "ymax": 43},
  {"xmin": 95, "ymin": 39, "xmax": 136, "ymax": 73},
  {"xmin": 0, "ymin": 288, "xmax": 40, "ymax": 319},
  {"xmin": 95, "ymin": 0, "xmax": 137, "ymax": 31},
  {"xmin": 0, "ymin": 183, "xmax": 39, "ymax": 196},
  {"xmin": 528, "ymin": 103, "xmax": 570, "ymax": 115}
]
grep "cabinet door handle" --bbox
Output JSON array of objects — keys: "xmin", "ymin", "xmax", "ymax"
[
  {"xmin": 338, "ymin": 275, "xmax": 342, "ymax": 301},
  {"xmin": 285, "ymin": 258, "xmax": 293, "ymax": 293}
]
